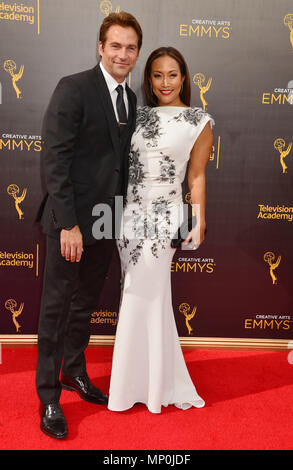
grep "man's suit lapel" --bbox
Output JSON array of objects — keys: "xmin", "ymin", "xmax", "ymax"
[{"xmin": 93, "ymin": 64, "xmax": 120, "ymax": 158}]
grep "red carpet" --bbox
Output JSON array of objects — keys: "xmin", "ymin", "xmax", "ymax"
[{"xmin": 0, "ymin": 346, "xmax": 293, "ymax": 450}]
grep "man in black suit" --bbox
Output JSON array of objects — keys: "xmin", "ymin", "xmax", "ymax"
[{"xmin": 36, "ymin": 12, "xmax": 142, "ymax": 439}]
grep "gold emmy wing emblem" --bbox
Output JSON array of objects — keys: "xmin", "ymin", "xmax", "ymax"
[
  {"xmin": 184, "ymin": 192, "xmax": 192, "ymax": 206},
  {"xmin": 184, "ymin": 192, "xmax": 198, "ymax": 222},
  {"xmin": 3, "ymin": 59, "xmax": 24, "ymax": 99},
  {"xmin": 100, "ymin": 0, "xmax": 120, "ymax": 16},
  {"xmin": 193, "ymin": 73, "xmax": 212, "ymax": 111},
  {"xmin": 264, "ymin": 252, "xmax": 281, "ymax": 285},
  {"xmin": 179, "ymin": 303, "xmax": 197, "ymax": 336},
  {"xmin": 7, "ymin": 184, "xmax": 27, "ymax": 220},
  {"xmin": 284, "ymin": 14, "xmax": 293, "ymax": 51},
  {"xmin": 274, "ymin": 138, "xmax": 292, "ymax": 174},
  {"xmin": 5, "ymin": 299, "xmax": 24, "ymax": 333}
]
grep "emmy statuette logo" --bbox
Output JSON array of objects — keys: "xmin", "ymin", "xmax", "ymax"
[
  {"xmin": 5, "ymin": 299, "xmax": 24, "ymax": 333},
  {"xmin": 100, "ymin": 0, "xmax": 120, "ymax": 16},
  {"xmin": 284, "ymin": 14, "xmax": 293, "ymax": 51},
  {"xmin": 99, "ymin": 1, "xmax": 131, "ymax": 87},
  {"xmin": 193, "ymin": 73, "xmax": 212, "ymax": 111},
  {"xmin": 7, "ymin": 184, "xmax": 27, "ymax": 220},
  {"xmin": 184, "ymin": 192, "xmax": 192, "ymax": 206},
  {"xmin": 264, "ymin": 252, "xmax": 281, "ymax": 285},
  {"xmin": 274, "ymin": 138, "xmax": 292, "ymax": 174},
  {"xmin": 179, "ymin": 303, "xmax": 197, "ymax": 335},
  {"xmin": 3, "ymin": 60, "xmax": 24, "ymax": 99}
]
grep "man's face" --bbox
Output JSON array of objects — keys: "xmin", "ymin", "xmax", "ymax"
[{"xmin": 99, "ymin": 25, "xmax": 139, "ymax": 83}]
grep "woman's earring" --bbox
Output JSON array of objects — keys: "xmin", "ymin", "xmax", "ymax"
[
  {"xmin": 150, "ymin": 83, "xmax": 154, "ymax": 95},
  {"xmin": 180, "ymin": 83, "xmax": 184, "ymax": 95}
]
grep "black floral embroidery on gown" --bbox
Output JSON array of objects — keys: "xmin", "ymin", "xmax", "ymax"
[
  {"xmin": 117, "ymin": 144, "xmax": 146, "ymax": 258},
  {"xmin": 122, "ymin": 198, "xmax": 172, "ymax": 265},
  {"xmin": 135, "ymin": 106, "xmax": 162, "ymax": 147},
  {"xmin": 119, "ymin": 148, "xmax": 175, "ymax": 265},
  {"xmin": 157, "ymin": 153, "xmax": 176, "ymax": 184},
  {"xmin": 118, "ymin": 106, "xmax": 213, "ymax": 266},
  {"xmin": 118, "ymin": 109, "xmax": 177, "ymax": 265},
  {"xmin": 170, "ymin": 107, "xmax": 210, "ymax": 126},
  {"xmin": 150, "ymin": 196, "xmax": 172, "ymax": 257},
  {"xmin": 128, "ymin": 144, "xmax": 147, "ymax": 204}
]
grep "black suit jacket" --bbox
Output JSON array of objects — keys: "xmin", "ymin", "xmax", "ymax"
[{"xmin": 37, "ymin": 64, "xmax": 136, "ymax": 245}]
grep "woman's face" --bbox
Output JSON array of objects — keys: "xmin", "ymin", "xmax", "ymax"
[{"xmin": 149, "ymin": 55, "xmax": 185, "ymax": 107}]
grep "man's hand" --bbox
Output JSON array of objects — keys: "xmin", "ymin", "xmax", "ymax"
[{"xmin": 60, "ymin": 225, "xmax": 83, "ymax": 262}]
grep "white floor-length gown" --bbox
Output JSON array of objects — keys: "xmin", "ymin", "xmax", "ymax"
[{"xmin": 108, "ymin": 105, "xmax": 214, "ymax": 413}]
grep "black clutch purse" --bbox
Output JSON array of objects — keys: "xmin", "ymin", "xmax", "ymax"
[{"xmin": 171, "ymin": 216, "xmax": 197, "ymax": 248}]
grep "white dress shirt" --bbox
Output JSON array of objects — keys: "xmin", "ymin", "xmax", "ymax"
[{"xmin": 99, "ymin": 62, "xmax": 129, "ymax": 122}]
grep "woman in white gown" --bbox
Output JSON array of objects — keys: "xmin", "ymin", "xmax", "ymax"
[{"xmin": 108, "ymin": 47, "xmax": 214, "ymax": 413}]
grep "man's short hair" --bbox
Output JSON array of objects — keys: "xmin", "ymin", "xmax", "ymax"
[{"xmin": 99, "ymin": 11, "xmax": 143, "ymax": 51}]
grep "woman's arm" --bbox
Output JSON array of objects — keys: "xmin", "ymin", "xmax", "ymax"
[{"xmin": 184, "ymin": 122, "xmax": 214, "ymax": 248}]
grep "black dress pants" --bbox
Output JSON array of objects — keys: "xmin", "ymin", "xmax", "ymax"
[{"xmin": 36, "ymin": 234, "xmax": 116, "ymax": 404}]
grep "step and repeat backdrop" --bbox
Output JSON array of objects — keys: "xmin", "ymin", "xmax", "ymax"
[{"xmin": 0, "ymin": 0, "xmax": 292, "ymax": 344}]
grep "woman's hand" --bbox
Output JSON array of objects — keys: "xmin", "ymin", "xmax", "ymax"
[{"xmin": 183, "ymin": 222, "xmax": 206, "ymax": 249}]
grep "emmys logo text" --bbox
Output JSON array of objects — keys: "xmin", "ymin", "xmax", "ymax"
[
  {"xmin": 262, "ymin": 85, "xmax": 293, "ymax": 105},
  {"xmin": 0, "ymin": 133, "xmax": 42, "ymax": 151},
  {"xmin": 171, "ymin": 258, "xmax": 216, "ymax": 274},
  {"xmin": 179, "ymin": 18, "xmax": 231, "ymax": 39},
  {"xmin": 244, "ymin": 314, "xmax": 292, "ymax": 331}
]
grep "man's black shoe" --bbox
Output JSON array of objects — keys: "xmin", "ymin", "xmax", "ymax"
[
  {"xmin": 39, "ymin": 403, "xmax": 68, "ymax": 439},
  {"xmin": 61, "ymin": 374, "xmax": 108, "ymax": 405}
]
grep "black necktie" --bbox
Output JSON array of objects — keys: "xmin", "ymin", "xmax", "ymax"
[{"xmin": 116, "ymin": 85, "xmax": 127, "ymax": 132}]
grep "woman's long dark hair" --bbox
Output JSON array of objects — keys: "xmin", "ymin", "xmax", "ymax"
[{"xmin": 143, "ymin": 46, "xmax": 191, "ymax": 107}]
